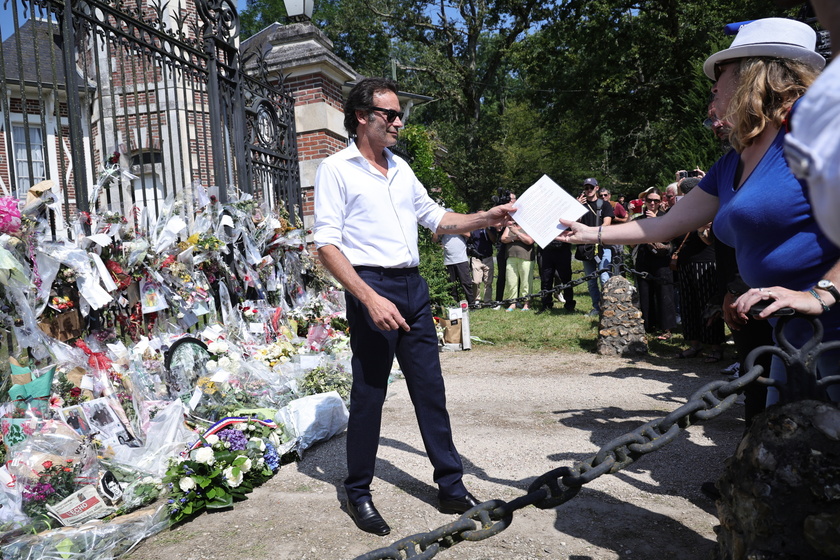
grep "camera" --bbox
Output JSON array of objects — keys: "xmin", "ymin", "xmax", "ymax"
[
  {"xmin": 493, "ymin": 188, "xmax": 512, "ymax": 205},
  {"xmin": 678, "ymin": 170, "xmax": 702, "ymax": 179}
]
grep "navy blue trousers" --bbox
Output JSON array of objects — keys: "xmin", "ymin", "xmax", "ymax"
[{"xmin": 344, "ymin": 267, "xmax": 466, "ymax": 506}]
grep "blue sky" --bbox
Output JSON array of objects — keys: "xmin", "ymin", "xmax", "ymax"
[{"xmin": 1, "ymin": 0, "xmax": 30, "ymax": 41}]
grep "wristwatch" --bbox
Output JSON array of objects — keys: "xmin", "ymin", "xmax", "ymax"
[{"xmin": 816, "ymin": 279, "xmax": 840, "ymax": 307}]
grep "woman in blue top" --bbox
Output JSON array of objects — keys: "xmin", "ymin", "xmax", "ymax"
[{"xmin": 559, "ymin": 18, "xmax": 839, "ymax": 404}]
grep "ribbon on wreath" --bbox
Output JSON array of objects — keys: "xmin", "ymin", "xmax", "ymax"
[{"xmin": 187, "ymin": 416, "xmax": 278, "ymax": 452}]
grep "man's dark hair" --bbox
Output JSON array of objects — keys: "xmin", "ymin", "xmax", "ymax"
[
  {"xmin": 680, "ymin": 177, "xmax": 702, "ymax": 195},
  {"xmin": 344, "ymin": 77, "xmax": 399, "ymax": 138}
]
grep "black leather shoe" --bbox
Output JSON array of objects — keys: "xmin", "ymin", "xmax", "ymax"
[
  {"xmin": 438, "ymin": 491, "xmax": 481, "ymax": 514},
  {"xmin": 347, "ymin": 500, "xmax": 391, "ymax": 536}
]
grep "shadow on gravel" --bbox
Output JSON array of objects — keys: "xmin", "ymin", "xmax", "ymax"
[{"xmin": 551, "ymin": 487, "xmax": 720, "ymax": 560}]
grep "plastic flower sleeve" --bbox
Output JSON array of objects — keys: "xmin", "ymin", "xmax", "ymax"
[
  {"xmin": 240, "ymin": 229, "xmax": 262, "ymax": 266},
  {"xmin": 0, "ymin": 465, "xmax": 28, "ymax": 530},
  {"xmin": 236, "ymin": 356, "xmax": 295, "ymax": 409},
  {"xmin": 152, "ymin": 214, "xmax": 187, "ymax": 255},
  {"xmin": 111, "ymin": 401, "xmax": 195, "ymax": 477},
  {"xmin": 7, "ymin": 286, "xmax": 49, "ymax": 353},
  {"xmin": 216, "ymin": 281, "xmax": 242, "ymax": 335},
  {"xmin": 194, "ymin": 180, "xmax": 211, "ymax": 210},
  {"xmin": 34, "ymin": 252, "xmax": 60, "ymax": 316},
  {"xmin": 274, "ymin": 391, "xmax": 349, "ymax": 459},
  {"xmin": 122, "ymin": 238, "xmax": 149, "ymax": 269},
  {"xmin": 9, "ymin": 429, "xmax": 107, "ymax": 529},
  {"xmin": 0, "ymin": 503, "xmax": 169, "ymax": 560},
  {"xmin": 0, "ymin": 245, "xmax": 32, "ymax": 289},
  {"xmin": 283, "ymin": 251, "xmax": 306, "ymax": 308}
]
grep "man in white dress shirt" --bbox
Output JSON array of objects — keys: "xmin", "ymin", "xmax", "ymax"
[
  {"xmin": 778, "ymin": 0, "xmax": 840, "ymax": 246},
  {"xmin": 314, "ymin": 78, "xmax": 514, "ymax": 536}
]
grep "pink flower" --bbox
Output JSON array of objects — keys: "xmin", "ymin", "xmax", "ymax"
[
  {"xmin": 49, "ymin": 396, "xmax": 64, "ymax": 409},
  {"xmin": 42, "ymin": 461, "xmax": 53, "ymax": 469}
]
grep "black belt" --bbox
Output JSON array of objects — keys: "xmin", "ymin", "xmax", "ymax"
[{"xmin": 354, "ymin": 266, "xmax": 419, "ymax": 276}]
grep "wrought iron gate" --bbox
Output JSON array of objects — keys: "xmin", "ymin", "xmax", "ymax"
[{"xmin": 0, "ymin": 0, "xmax": 300, "ymax": 233}]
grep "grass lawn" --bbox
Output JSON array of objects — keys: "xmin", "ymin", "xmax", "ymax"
[{"xmin": 464, "ymin": 262, "xmax": 695, "ymax": 357}]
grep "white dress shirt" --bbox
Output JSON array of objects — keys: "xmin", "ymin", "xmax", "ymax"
[
  {"xmin": 314, "ymin": 142, "xmax": 446, "ymax": 268},
  {"xmin": 786, "ymin": 60, "xmax": 840, "ymax": 247}
]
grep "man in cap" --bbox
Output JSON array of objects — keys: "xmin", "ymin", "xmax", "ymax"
[{"xmin": 575, "ymin": 177, "xmax": 614, "ymax": 316}]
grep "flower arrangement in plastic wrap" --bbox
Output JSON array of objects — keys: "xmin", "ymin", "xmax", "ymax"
[
  {"xmin": 190, "ymin": 339, "xmax": 261, "ymax": 421},
  {"xmin": 0, "ymin": 197, "xmax": 22, "ymax": 235},
  {"xmin": 162, "ymin": 417, "xmax": 285, "ymax": 523},
  {"xmin": 298, "ymin": 361, "xmax": 352, "ymax": 403},
  {"xmin": 20, "ymin": 459, "xmax": 82, "ymax": 528},
  {"xmin": 252, "ymin": 338, "xmax": 296, "ymax": 370}
]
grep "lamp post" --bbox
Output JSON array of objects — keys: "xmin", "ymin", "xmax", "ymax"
[{"xmin": 283, "ymin": 0, "xmax": 313, "ymax": 22}]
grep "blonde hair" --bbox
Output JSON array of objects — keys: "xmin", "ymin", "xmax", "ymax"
[{"xmin": 725, "ymin": 57, "xmax": 819, "ymax": 153}]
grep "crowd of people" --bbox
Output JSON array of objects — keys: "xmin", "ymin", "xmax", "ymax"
[
  {"xmin": 312, "ymin": 6, "xmax": 840, "ymax": 536},
  {"xmin": 446, "ymin": 176, "xmax": 731, "ymax": 369},
  {"xmin": 559, "ymin": 16, "xmax": 840, "ymax": 411}
]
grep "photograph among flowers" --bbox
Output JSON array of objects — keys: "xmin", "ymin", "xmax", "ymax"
[{"xmin": 0, "ymin": 178, "xmax": 354, "ymax": 558}]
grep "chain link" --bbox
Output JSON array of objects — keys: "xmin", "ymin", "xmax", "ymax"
[
  {"xmin": 352, "ymin": 361, "xmax": 770, "ymax": 560},
  {"xmin": 469, "ymin": 269, "xmax": 600, "ymax": 310},
  {"xmin": 355, "ymin": 299, "xmax": 840, "ymax": 559}
]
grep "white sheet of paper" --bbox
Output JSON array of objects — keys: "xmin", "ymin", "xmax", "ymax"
[{"xmin": 511, "ymin": 175, "xmax": 587, "ymax": 249}]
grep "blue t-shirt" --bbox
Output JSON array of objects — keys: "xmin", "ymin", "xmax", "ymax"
[{"xmin": 699, "ymin": 128, "xmax": 840, "ymax": 335}]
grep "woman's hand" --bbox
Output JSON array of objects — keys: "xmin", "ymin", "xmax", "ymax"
[
  {"xmin": 557, "ymin": 220, "xmax": 595, "ymax": 244},
  {"xmin": 732, "ymin": 286, "xmax": 824, "ymax": 321}
]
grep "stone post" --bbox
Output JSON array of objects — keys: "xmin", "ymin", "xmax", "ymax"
[
  {"xmin": 597, "ymin": 275, "xmax": 647, "ymax": 356},
  {"xmin": 712, "ymin": 401, "xmax": 840, "ymax": 560}
]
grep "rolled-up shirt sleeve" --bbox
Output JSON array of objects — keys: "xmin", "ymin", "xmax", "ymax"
[
  {"xmin": 412, "ymin": 173, "xmax": 446, "ymax": 232},
  {"xmin": 313, "ymin": 160, "xmax": 345, "ymax": 251}
]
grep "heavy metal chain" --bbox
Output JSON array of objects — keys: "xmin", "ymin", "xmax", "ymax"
[
  {"xmin": 469, "ymin": 269, "xmax": 600, "ymax": 310},
  {"xmin": 352, "ymin": 364, "xmax": 765, "ymax": 560},
  {"xmin": 353, "ymin": 315, "xmax": 840, "ymax": 560}
]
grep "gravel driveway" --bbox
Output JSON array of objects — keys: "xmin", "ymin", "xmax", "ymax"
[{"xmin": 125, "ymin": 346, "xmax": 743, "ymax": 560}]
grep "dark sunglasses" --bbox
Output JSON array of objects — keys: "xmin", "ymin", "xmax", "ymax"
[
  {"xmin": 713, "ymin": 61, "xmax": 735, "ymax": 81},
  {"xmin": 370, "ymin": 106, "xmax": 404, "ymax": 123},
  {"xmin": 646, "ymin": 198, "xmax": 661, "ymax": 202}
]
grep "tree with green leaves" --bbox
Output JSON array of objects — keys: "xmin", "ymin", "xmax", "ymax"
[
  {"xmin": 242, "ymin": 0, "xmax": 804, "ymax": 205},
  {"xmin": 513, "ymin": 0, "xmax": 794, "ymax": 191},
  {"xmin": 401, "ymin": 124, "xmax": 463, "ymax": 309}
]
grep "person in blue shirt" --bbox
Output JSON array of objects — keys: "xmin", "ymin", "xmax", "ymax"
[{"xmin": 559, "ymin": 18, "xmax": 839, "ymax": 404}]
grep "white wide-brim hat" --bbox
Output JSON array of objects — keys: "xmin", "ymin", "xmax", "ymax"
[{"xmin": 703, "ymin": 18, "xmax": 825, "ymax": 80}]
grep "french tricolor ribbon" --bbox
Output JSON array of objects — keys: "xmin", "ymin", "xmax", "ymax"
[{"xmin": 187, "ymin": 416, "xmax": 278, "ymax": 452}]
